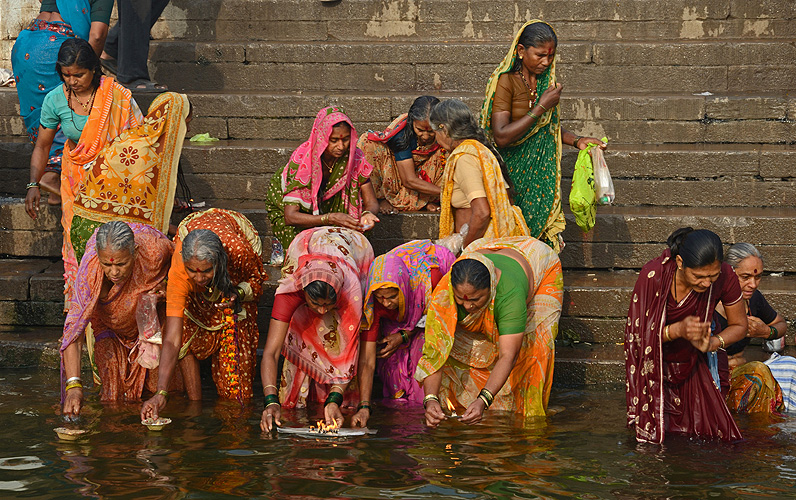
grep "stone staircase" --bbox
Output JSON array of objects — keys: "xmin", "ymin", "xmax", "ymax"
[{"xmin": 1, "ymin": 0, "xmax": 795, "ymax": 384}]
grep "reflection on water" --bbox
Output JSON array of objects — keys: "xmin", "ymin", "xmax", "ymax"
[{"xmin": 1, "ymin": 371, "xmax": 795, "ymax": 499}]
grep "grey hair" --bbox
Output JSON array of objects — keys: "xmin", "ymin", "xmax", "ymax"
[
  {"xmin": 429, "ymin": 99, "xmax": 516, "ymax": 199},
  {"xmin": 95, "ymin": 221, "xmax": 135, "ymax": 255},
  {"xmin": 181, "ymin": 229, "xmax": 234, "ymax": 297},
  {"xmin": 725, "ymin": 242, "xmax": 763, "ymax": 269}
]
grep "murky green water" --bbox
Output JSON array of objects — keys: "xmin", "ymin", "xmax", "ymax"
[{"xmin": 1, "ymin": 370, "xmax": 795, "ymax": 499}]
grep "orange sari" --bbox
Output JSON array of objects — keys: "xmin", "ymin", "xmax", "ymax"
[{"xmin": 60, "ymin": 76, "xmax": 142, "ymax": 306}]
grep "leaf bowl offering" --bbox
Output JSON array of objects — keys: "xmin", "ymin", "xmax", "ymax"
[
  {"xmin": 141, "ymin": 417, "xmax": 171, "ymax": 431},
  {"xmin": 54, "ymin": 427, "xmax": 88, "ymax": 441}
]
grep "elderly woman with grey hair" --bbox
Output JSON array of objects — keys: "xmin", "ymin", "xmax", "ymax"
[
  {"xmin": 141, "ymin": 209, "xmax": 266, "ymax": 420},
  {"xmin": 716, "ymin": 243, "xmax": 790, "ymax": 413},
  {"xmin": 60, "ymin": 221, "xmax": 174, "ymax": 417},
  {"xmin": 431, "ymin": 99, "xmax": 529, "ymax": 250}
]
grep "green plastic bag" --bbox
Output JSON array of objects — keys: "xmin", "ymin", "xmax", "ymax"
[{"xmin": 569, "ymin": 143, "xmax": 598, "ymax": 232}]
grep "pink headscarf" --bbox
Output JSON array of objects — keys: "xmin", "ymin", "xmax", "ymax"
[{"xmin": 281, "ymin": 106, "xmax": 372, "ymax": 217}]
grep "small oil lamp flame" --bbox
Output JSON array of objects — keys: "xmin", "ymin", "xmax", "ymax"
[{"xmin": 445, "ymin": 397, "xmax": 459, "ymax": 418}]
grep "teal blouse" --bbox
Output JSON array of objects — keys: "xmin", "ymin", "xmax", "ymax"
[{"xmin": 40, "ymin": 85, "xmax": 88, "ymax": 142}]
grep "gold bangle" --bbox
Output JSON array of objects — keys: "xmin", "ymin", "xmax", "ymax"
[
  {"xmin": 664, "ymin": 325, "xmax": 671, "ymax": 342},
  {"xmin": 538, "ymin": 103, "xmax": 548, "ymax": 112},
  {"xmin": 526, "ymin": 110, "xmax": 540, "ymax": 119},
  {"xmin": 321, "ymin": 214, "xmax": 329, "ymax": 224},
  {"xmin": 26, "ymin": 182, "xmax": 40, "ymax": 190},
  {"xmin": 422, "ymin": 394, "xmax": 440, "ymax": 408},
  {"xmin": 265, "ymin": 402, "xmax": 281, "ymax": 409},
  {"xmin": 156, "ymin": 389, "xmax": 169, "ymax": 400},
  {"xmin": 717, "ymin": 334, "xmax": 725, "ymax": 350},
  {"xmin": 65, "ymin": 381, "xmax": 83, "ymax": 391},
  {"xmin": 478, "ymin": 394, "xmax": 491, "ymax": 408},
  {"xmin": 264, "ymin": 384, "xmax": 278, "ymax": 392}
]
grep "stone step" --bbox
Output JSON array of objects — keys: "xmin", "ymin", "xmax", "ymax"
[
  {"xmin": 4, "ymin": 192, "xmax": 796, "ymax": 272},
  {"xmin": 4, "ymin": 88, "xmax": 794, "ymax": 144},
  {"xmin": 145, "ymin": 40, "xmax": 796, "ymax": 93},
  {"xmin": 3, "ymin": 135, "xmax": 795, "ymax": 207},
  {"xmin": 150, "ymin": 0, "xmax": 795, "ymax": 43}
]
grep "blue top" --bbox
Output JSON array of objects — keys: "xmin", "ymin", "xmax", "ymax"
[
  {"xmin": 40, "ymin": 85, "xmax": 87, "ymax": 142},
  {"xmin": 388, "ymin": 127, "xmax": 417, "ymax": 162}
]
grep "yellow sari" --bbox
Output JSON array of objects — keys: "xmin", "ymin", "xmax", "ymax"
[
  {"xmin": 416, "ymin": 237, "xmax": 563, "ymax": 417},
  {"xmin": 438, "ymin": 139, "xmax": 530, "ymax": 239}
]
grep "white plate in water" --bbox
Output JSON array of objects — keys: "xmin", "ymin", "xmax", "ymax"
[{"xmin": 276, "ymin": 427, "xmax": 375, "ymax": 438}]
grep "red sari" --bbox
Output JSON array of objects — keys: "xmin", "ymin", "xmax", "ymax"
[{"xmin": 625, "ymin": 249, "xmax": 744, "ymax": 443}]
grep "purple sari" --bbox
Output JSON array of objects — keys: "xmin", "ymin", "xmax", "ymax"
[{"xmin": 362, "ymin": 240, "xmax": 455, "ymax": 403}]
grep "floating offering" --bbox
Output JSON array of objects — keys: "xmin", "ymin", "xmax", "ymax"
[
  {"xmin": 54, "ymin": 427, "xmax": 88, "ymax": 441},
  {"xmin": 444, "ymin": 397, "xmax": 460, "ymax": 419},
  {"xmin": 277, "ymin": 421, "xmax": 372, "ymax": 439},
  {"xmin": 141, "ymin": 417, "xmax": 172, "ymax": 431}
]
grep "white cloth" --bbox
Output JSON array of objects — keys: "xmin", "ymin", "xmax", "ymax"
[{"xmin": 764, "ymin": 353, "xmax": 796, "ymax": 411}]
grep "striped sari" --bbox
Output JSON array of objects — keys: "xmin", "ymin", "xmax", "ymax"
[
  {"xmin": 480, "ymin": 20, "xmax": 564, "ymax": 252},
  {"xmin": 416, "ymin": 236, "xmax": 563, "ymax": 417}
]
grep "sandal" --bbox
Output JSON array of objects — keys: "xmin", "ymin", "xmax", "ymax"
[
  {"xmin": 121, "ymin": 79, "xmax": 168, "ymax": 92},
  {"xmin": 100, "ymin": 57, "xmax": 117, "ymax": 75}
]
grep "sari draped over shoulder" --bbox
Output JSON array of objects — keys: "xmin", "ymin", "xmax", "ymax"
[
  {"xmin": 362, "ymin": 240, "xmax": 456, "ymax": 402},
  {"xmin": 11, "ymin": 0, "xmax": 92, "ymax": 172},
  {"xmin": 358, "ymin": 114, "xmax": 447, "ymax": 211},
  {"xmin": 276, "ymin": 227, "xmax": 374, "ymax": 408},
  {"xmin": 265, "ymin": 106, "xmax": 373, "ymax": 249},
  {"xmin": 480, "ymin": 20, "xmax": 564, "ymax": 252},
  {"xmin": 438, "ymin": 139, "xmax": 530, "ymax": 239},
  {"xmin": 417, "ymin": 237, "xmax": 563, "ymax": 417},
  {"xmin": 61, "ymin": 76, "xmax": 143, "ymax": 305},
  {"xmin": 625, "ymin": 249, "xmax": 744, "ymax": 443},
  {"xmin": 70, "ymin": 92, "xmax": 189, "ymax": 262},
  {"xmin": 60, "ymin": 223, "xmax": 173, "ymax": 403},
  {"xmin": 167, "ymin": 208, "xmax": 266, "ymax": 401}
]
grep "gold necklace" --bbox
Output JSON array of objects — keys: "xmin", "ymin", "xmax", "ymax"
[
  {"xmin": 69, "ymin": 87, "xmax": 96, "ymax": 114},
  {"xmin": 518, "ymin": 70, "xmax": 538, "ymax": 109}
]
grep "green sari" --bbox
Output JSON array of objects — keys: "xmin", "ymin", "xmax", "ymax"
[{"xmin": 480, "ymin": 20, "xmax": 564, "ymax": 253}]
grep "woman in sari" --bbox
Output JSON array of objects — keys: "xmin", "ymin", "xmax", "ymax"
[
  {"xmin": 12, "ymin": 0, "xmax": 112, "ymax": 201},
  {"xmin": 431, "ymin": 99, "xmax": 530, "ymax": 250},
  {"xmin": 358, "ymin": 96, "xmax": 446, "ymax": 214},
  {"xmin": 352, "ymin": 240, "xmax": 456, "ymax": 427},
  {"xmin": 480, "ymin": 21, "xmax": 605, "ymax": 252},
  {"xmin": 418, "ymin": 236, "xmax": 563, "ymax": 426},
  {"xmin": 625, "ymin": 228, "xmax": 747, "ymax": 444},
  {"xmin": 24, "ymin": 38, "xmax": 143, "ymax": 307},
  {"xmin": 717, "ymin": 243, "xmax": 787, "ymax": 414},
  {"xmin": 60, "ymin": 220, "xmax": 174, "ymax": 416},
  {"xmin": 70, "ymin": 91, "xmax": 192, "ymax": 263},
  {"xmin": 265, "ymin": 106, "xmax": 380, "ymax": 253},
  {"xmin": 140, "ymin": 209, "xmax": 266, "ymax": 420},
  {"xmin": 259, "ymin": 227, "xmax": 374, "ymax": 432}
]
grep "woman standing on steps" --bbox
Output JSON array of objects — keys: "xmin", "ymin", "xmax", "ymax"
[
  {"xmin": 265, "ymin": 106, "xmax": 381, "ymax": 253},
  {"xmin": 432, "ymin": 99, "xmax": 530, "ymax": 250},
  {"xmin": 481, "ymin": 20, "xmax": 606, "ymax": 253},
  {"xmin": 24, "ymin": 38, "xmax": 143, "ymax": 309},
  {"xmin": 358, "ymin": 96, "xmax": 446, "ymax": 214},
  {"xmin": 13, "ymin": 0, "xmax": 112, "ymax": 203},
  {"xmin": 625, "ymin": 228, "xmax": 747, "ymax": 444}
]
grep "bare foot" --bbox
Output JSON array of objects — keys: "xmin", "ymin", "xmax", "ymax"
[
  {"xmin": 425, "ymin": 202, "xmax": 439, "ymax": 212},
  {"xmin": 379, "ymin": 199, "xmax": 397, "ymax": 215}
]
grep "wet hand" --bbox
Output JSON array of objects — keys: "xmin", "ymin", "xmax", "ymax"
[
  {"xmin": 324, "ymin": 403, "xmax": 344, "ymax": 428},
  {"xmin": 538, "ymin": 82, "xmax": 563, "ymax": 109},
  {"xmin": 351, "ymin": 407, "xmax": 370, "ymax": 428},
  {"xmin": 260, "ymin": 405, "xmax": 282, "ymax": 433},
  {"xmin": 679, "ymin": 316, "xmax": 710, "ymax": 352},
  {"xmin": 140, "ymin": 393, "xmax": 166, "ymax": 421},
  {"xmin": 25, "ymin": 187, "xmax": 40, "ymax": 219},
  {"xmin": 62, "ymin": 388, "xmax": 83, "ymax": 417},
  {"xmin": 460, "ymin": 398, "xmax": 486, "ymax": 425},
  {"xmin": 377, "ymin": 333, "xmax": 403, "ymax": 358},
  {"xmin": 424, "ymin": 400, "xmax": 446, "ymax": 428}
]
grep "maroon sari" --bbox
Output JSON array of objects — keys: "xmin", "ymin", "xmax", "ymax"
[{"xmin": 625, "ymin": 249, "xmax": 743, "ymax": 444}]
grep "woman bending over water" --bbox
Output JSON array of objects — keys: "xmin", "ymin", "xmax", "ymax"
[{"xmin": 418, "ymin": 236, "xmax": 563, "ymax": 426}]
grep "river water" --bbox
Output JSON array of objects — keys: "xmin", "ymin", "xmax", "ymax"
[{"xmin": 1, "ymin": 370, "xmax": 794, "ymax": 499}]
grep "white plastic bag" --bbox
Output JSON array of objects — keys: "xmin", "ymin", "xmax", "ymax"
[
  {"xmin": 133, "ymin": 293, "xmax": 162, "ymax": 369},
  {"xmin": 590, "ymin": 145, "xmax": 615, "ymax": 205},
  {"xmin": 435, "ymin": 223, "xmax": 469, "ymax": 255}
]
